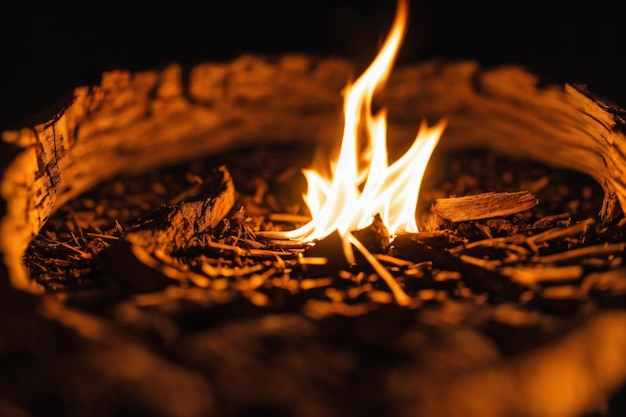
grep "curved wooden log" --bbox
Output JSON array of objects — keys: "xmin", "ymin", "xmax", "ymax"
[
  {"xmin": 390, "ymin": 310, "xmax": 626, "ymax": 417},
  {"xmin": 1, "ymin": 54, "xmax": 625, "ymax": 291}
]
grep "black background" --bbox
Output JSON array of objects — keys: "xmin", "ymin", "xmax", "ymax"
[{"xmin": 1, "ymin": 0, "xmax": 624, "ymax": 131}]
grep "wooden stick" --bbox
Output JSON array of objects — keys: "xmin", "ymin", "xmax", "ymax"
[
  {"xmin": 347, "ymin": 232, "xmax": 411, "ymax": 306},
  {"xmin": 536, "ymin": 242, "xmax": 625, "ymax": 264},
  {"xmin": 500, "ymin": 265, "xmax": 583, "ymax": 285},
  {"xmin": 527, "ymin": 218, "xmax": 595, "ymax": 245}
]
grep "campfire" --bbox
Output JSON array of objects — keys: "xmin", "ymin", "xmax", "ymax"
[
  {"xmin": 271, "ymin": 0, "xmax": 443, "ymax": 243},
  {"xmin": 261, "ymin": 0, "xmax": 446, "ymax": 306},
  {"xmin": 1, "ymin": 1, "xmax": 625, "ymax": 416}
]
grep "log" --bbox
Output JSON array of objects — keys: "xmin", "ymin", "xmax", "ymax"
[
  {"xmin": 391, "ymin": 310, "xmax": 626, "ymax": 417},
  {"xmin": 1, "ymin": 55, "xmax": 625, "ymax": 291}
]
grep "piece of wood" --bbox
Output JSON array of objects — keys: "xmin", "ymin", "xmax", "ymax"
[
  {"xmin": 431, "ymin": 191, "xmax": 539, "ymax": 223},
  {"xmin": 92, "ymin": 166, "xmax": 236, "ymax": 293},
  {"xmin": 125, "ymin": 165, "xmax": 235, "ymax": 254},
  {"xmin": 1, "ymin": 55, "xmax": 625, "ymax": 292},
  {"xmin": 391, "ymin": 310, "xmax": 626, "ymax": 417}
]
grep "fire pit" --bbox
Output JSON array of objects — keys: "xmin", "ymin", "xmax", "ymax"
[{"xmin": 1, "ymin": 1, "xmax": 625, "ymax": 416}]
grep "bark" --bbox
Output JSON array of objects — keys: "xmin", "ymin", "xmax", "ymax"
[{"xmin": 1, "ymin": 56, "xmax": 625, "ymax": 290}]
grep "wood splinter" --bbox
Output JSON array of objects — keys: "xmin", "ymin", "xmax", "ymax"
[{"xmin": 431, "ymin": 191, "xmax": 539, "ymax": 223}]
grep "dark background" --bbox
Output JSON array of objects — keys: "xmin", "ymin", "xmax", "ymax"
[{"xmin": 1, "ymin": 0, "xmax": 624, "ymax": 131}]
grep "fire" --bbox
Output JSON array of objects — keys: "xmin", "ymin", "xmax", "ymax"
[{"xmin": 282, "ymin": 0, "xmax": 445, "ymax": 243}]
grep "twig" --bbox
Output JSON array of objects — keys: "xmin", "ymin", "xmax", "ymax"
[
  {"xmin": 536, "ymin": 243, "xmax": 625, "ymax": 264},
  {"xmin": 527, "ymin": 218, "xmax": 596, "ymax": 245},
  {"xmin": 347, "ymin": 232, "xmax": 411, "ymax": 306},
  {"xmin": 448, "ymin": 234, "xmax": 527, "ymax": 255},
  {"xmin": 86, "ymin": 233, "xmax": 120, "ymax": 240},
  {"xmin": 458, "ymin": 254, "xmax": 500, "ymax": 271},
  {"xmin": 267, "ymin": 213, "xmax": 312, "ymax": 223},
  {"xmin": 500, "ymin": 265, "xmax": 583, "ymax": 285},
  {"xmin": 373, "ymin": 253, "xmax": 416, "ymax": 267}
]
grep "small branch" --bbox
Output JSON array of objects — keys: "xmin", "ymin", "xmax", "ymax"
[
  {"xmin": 267, "ymin": 213, "xmax": 312, "ymax": 223},
  {"xmin": 448, "ymin": 234, "xmax": 527, "ymax": 255},
  {"xmin": 536, "ymin": 242, "xmax": 626, "ymax": 264},
  {"xmin": 527, "ymin": 218, "xmax": 596, "ymax": 245},
  {"xmin": 458, "ymin": 254, "xmax": 500, "ymax": 271},
  {"xmin": 500, "ymin": 265, "xmax": 583, "ymax": 285},
  {"xmin": 347, "ymin": 232, "xmax": 411, "ymax": 306}
]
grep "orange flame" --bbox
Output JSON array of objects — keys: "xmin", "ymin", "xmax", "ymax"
[{"xmin": 284, "ymin": 0, "xmax": 445, "ymax": 242}]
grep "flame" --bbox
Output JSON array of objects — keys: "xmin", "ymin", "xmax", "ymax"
[{"xmin": 283, "ymin": 0, "xmax": 445, "ymax": 242}]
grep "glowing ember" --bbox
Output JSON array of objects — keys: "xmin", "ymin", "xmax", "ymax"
[{"xmin": 282, "ymin": 0, "xmax": 445, "ymax": 243}]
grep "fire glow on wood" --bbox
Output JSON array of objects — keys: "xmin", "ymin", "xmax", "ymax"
[
  {"xmin": 3, "ymin": 0, "xmax": 626, "ymax": 414},
  {"xmin": 274, "ymin": 0, "xmax": 445, "ymax": 244}
]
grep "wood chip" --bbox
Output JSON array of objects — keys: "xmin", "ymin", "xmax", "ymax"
[{"xmin": 431, "ymin": 191, "xmax": 538, "ymax": 222}]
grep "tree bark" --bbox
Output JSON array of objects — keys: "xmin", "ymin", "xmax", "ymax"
[{"xmin": 1, "ymin": 55, "xmax": 625, "ymax": 291}]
